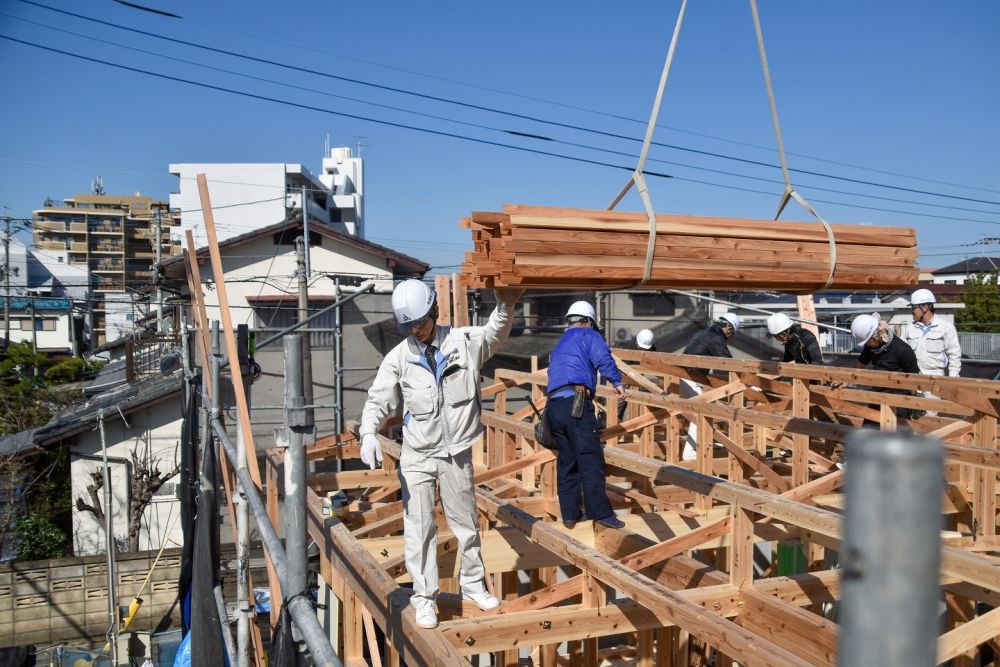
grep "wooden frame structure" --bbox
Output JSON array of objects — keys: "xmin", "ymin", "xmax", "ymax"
[{"xmin": 286, "ymin": 351, "xmax": 1000, "ymax": 666}]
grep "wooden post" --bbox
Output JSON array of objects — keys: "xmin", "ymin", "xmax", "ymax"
[
  {"xmin": 451, "ymin": 273, "xmax": 470, "ymax": 327},
  {"xmin": 791, "ymin": 378, "xmax": 810, "ymax": 488},
  {"xmin": 696, "ymin": 414, "xmax": 712, "ymax": 512},
  {"xmin": 435, "ymin": 274, "xmax": 452, "ymax": 326},
  {"xmin": 973, "ymin": 412, "xmax": 998, "ymax": 539},
  {"xmin": 582, "ymin": 572, "xmax": 605, "ymax": 667}
]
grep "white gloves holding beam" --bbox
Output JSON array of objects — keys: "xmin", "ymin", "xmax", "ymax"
[{"xmin": 361, "ymin": 434, "xmax": 383, "ymax": 470}]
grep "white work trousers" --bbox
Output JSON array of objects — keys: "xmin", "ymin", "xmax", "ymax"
[
  {"xmin": 399, "ymin": 447, "xmax": 487, "ymax": 609},
  {"xmin": 680, "ymin": 379, "xmax": 703, "ymax": 460}
]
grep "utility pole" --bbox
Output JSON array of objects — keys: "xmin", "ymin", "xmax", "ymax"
[
  {"xmin": 3, "ymin": 208, "xmax": 10, "ymax": 348},
  {"xmin": 295, "ymin": 237, "xmax": 315, "ymax": 431},
  {"xmin": 282, "ymin": 334, "xmax": 309, "ymax": 630},
  {"xmin": 155, "ymin": 207, "xmax": 164, "ymax": 334},
  {"xmin": 333, "ymin": 276, "xmax": 343, "ymax": 436},
  {"xmin": 29, "ymin": 297, "xmax": 36, "ymax": 356}
]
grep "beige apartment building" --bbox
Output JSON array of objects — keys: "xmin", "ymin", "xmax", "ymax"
[{"xmin": 32, "ymin": 193, "xmax": 179, "ymax": 346}]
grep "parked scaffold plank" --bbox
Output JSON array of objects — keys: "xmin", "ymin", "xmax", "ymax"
[{"xmin": 461, "ymin": 204, "xmax": 918, "ymax": 291}]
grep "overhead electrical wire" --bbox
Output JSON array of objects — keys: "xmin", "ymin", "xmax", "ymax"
[
  {"xmin": 13, "ymin": 0, "xmax": 1000, "ymax": 208},
  {"xmin": 7, "ymin": 34, "xmax": 1000, "ymax": 231},
  {"xmin": 4, "ymin": 10, "xmax": 998, "ymax": 222},
  {"xmin": 0, "ymin": 35, "xmax": 681, "ymax": 185},
  {"xmin": 151, "ymin": 3, "xmax": 1000, "ymax": 198}
]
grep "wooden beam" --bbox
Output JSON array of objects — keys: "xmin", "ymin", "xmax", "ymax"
[{"xmin": 475, "ymin": 489, "xmax": 811, "ymax": 666}]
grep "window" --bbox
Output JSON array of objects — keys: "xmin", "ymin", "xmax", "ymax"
[
  {"xmin": 35, "ymin": 319, "xmax": 56, "ymax": 332},
  {"xmin": 7, "ymin": 320, "xmax": 21, "ymax": 330},
  {"xmin": 632, "ymin": 293, "xmax": 675, "ymax": 317}
]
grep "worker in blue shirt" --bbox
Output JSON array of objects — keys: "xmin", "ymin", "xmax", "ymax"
[{"xmin": 546, "ymin": 301, "xmax": 627, "ymax": 529}]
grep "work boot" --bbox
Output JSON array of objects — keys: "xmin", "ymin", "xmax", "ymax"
[
  {"xmin": 461, "ymin": 586, "xmax": 500, "ymax": 611},
  {"xmin": 413, "ymin": 599, "xmax": 438, "ymax": 629},
  {"xmin": 595, "ymin": 514, "xmax": 625, "ymax": 529}
]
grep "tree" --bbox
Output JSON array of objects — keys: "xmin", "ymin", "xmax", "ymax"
[
  {"xmin": 1, "ymin": 445, "xmax": 73, "ymax": 561},
  {"xmin": 15, "ymin": 513, "xmax": 66, "ymax": 561},
  {"xmin": 956, "ymin": 271, "xmax": 1000, "ymax": 333},
  {"xmin": 75, "ymin": 448, "xmax": 180, "ymax": 552},
  {"xmin": 0, "ymin": 345, "xmax": 88, "ymax": 560}
]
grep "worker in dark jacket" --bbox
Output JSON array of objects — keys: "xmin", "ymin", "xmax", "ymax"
[
  {"xmin": 850, "ymin": 313, "xmax": 922, "ymax": 420},
  {"xmin": 683, "ymin": 313, "xmax": 739, "ymax": 360},
  {"xmin": 767, "ymin": 313, "xmax": 824, "ymax": 364},
  {"xmin": 678, "ymin": 313, "xmax": 740, "ymax": 460},
  {"xmin": 546, "ymin": 300, "xmax": 626, "ymax": 530}
]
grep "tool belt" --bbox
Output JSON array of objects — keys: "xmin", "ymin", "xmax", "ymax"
[{"xmin": 548, "ymin": 384, "xmax": 591, "ymax": 419}]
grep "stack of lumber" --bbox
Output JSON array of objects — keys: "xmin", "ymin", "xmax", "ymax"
[{"xmin": 460, "ymin": 205, "xmax": 918, "ymax": 291}]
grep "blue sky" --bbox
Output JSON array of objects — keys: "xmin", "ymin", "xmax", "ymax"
[{"xmin": 0, "ymin": 0, "xmax": 998, "ymax": 275}]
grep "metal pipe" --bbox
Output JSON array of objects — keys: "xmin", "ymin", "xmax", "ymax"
[
  {"xmin": 213, "ymin": 584, "xmax": 236, "ymax": 666},
  {"xmin": 248, "ymin": 403, "xmax": 344, "ymax": 411},
  {"xmin": 202, "ymin": 349, "xmax": 231, "ymax": 662},
  {"xmin": 211, "ymin": 418, "xmax": 343, "ymax": 667},
  {"xmin": 666, "ymin": 288, "xmax": 852, "ymax": 334},
  {"xmin": 283, "ymin": 334, "xmax": 308, "ymax": 607},
  {"xmin": 333, "ymin": 276, "xmax": 344, "ymax": 436},
  {"xmin": 838, "ymin": 430, "xmax": 944, "ymax": 667},
  {"xmin": 98, "ymin": 409, "xmax": 118, "ymax": 665},
  {"xmin": 214, "ymin": 320, "xmax": 250, "ymax": 667}
]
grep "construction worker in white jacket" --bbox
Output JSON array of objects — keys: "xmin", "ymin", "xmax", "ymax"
[
  {"xmin": 359, "ymin": 279, "xmax": 523, "ymax": 629},
  {"xmin": 900, "ymin": 289, "xmax": 961, "ymax": 378},
  {"xmin": 900, "ymin": 288, "xmax": 961, "ymax": 416}
]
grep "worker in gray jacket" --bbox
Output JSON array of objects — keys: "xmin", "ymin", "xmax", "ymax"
[{"xmin": 359, "ymin": 279, "xmax": 522, "ymax": 630}]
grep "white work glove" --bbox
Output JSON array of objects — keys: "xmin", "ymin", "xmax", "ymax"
[{"xmin": 360, "ymin": 434, "xmax": 383, "ymax": 470}]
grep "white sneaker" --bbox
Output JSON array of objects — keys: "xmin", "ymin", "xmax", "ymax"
[
  {"xmin": 413, "ymin": 601, "xmax": 438, "ymax": 629},
  {"xmin": 462, "ymin": 588, "xmax": 500, "ymax": 611}
]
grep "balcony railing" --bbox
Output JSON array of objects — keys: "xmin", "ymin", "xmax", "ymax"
[{"xmin": 90, "ymin": 224, "xmax": 123, "ymax": 234}]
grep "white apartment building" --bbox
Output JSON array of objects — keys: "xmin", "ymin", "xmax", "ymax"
[{"xmin": 169, "ymin": 146, "xmax": 364, "ymax": 247}]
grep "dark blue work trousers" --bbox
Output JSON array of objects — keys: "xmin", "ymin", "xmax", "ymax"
[{"xmin": 548, "ymin": 396, "xmax": 613, "ymax": 523}]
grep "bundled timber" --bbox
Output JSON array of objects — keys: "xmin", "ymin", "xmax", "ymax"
[{"xmin": 460, "ymin": 204, "xmax": 919, "ymax": 290}]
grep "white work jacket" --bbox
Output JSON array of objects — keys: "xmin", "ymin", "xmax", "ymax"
[
  {"xmin": 901, "ymin": 315, "xmax": 961, "ymax": 377},
  {"xmin": 360, "ymin": 303, "xmax": 513, "ymax": 457}
]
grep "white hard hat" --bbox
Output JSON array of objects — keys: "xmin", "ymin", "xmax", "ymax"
[
  {"xmin": 391, "ymin": 279, "xmax": 436, "ymax": 326},
  {"xmin": 910, "ymin": 288, "xmax": 936, "ymax": 306},
  {"xmin": 851, "ymin": 313, "xmax": 880, "ymax": 346},
  {"xmin": 718, "ymin": 312, "xmax": 740, "ymax": 333},
  {"xmin": 636, "ymin": 329, "xmax": 655, "ymax": 350},
  {"xmin": 565, "ymin": 300, "xmax": 596, "ymax": 323},
  {"xmin": 766, "ymin": 313, "xmax": 794, "ymax": 336}
]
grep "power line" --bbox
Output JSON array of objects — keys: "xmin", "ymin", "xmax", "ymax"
[
  {"xmin": 36, "ymin": 1, "xmax": 989, "ymax": 220},
  {"xmin": 0, "ymin": 34, "xmax": 674, "ymax": 181},
  {"xmin": 14, "ymin": 0, "xmax": 1000, "ymax": 208},
  {"xmin": 151, "ymin": 3, "xmax": 1000, "ymax": 198},
  {"xmin": 10, "ymin": 148, "xmax": 1000, "ymax": 228},
  {"xmin": 8, "ymin": 36, "xmax": 1000, "ymax": 232}
]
